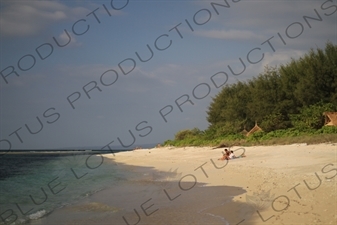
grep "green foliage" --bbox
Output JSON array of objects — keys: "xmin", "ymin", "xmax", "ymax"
[
  {"xmin": 289, "ymin": 102, "xmax": 336, "ymax": 130},
  {"xmin": 164, "ymin": 42, "xmax": 337, "ymax": 147},
  {"xmin": 163, "ymin": 139, "xmax": 174, "ymax": 146},
  {"xmin": 163, "ymin": 126, "xmax": 337, "ymax": 147},
  {"xmin": 315, "ymin": 126, "xmax": 337, "ymax": 134},
  {"xmin": 207, "ymin": 120, "xmax": 246, "ymax": 138},
  {"xmin": 174, "ymin": 128, "xmax": 202, "ymax": 140},
  {"xmin": 260, "ymin": 113, "xmax": 290, "ymax": 132},
  {"xmin": 206, "ymin": 42, "xmax": 337, "ymax": 132},
  {"xmin": 246, "ymin": 131, "xmax": 265, "ymax": 142}
]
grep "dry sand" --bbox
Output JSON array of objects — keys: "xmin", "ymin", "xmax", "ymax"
[
  {"xmin": 106, "ymin": 143, "xmax": 337, "ymax": 225},
  {"xmin": 32, "ymin": 143, "xmax": 336, "ymax": 225}
]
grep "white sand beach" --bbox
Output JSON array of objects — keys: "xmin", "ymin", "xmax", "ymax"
[
  {"xmin": 107, "ymin": 143, "xmax": 337, "ymax": 225},
  {"xmin": 31, "ymin": 143, "xmax": 337, "ymax": 225}
]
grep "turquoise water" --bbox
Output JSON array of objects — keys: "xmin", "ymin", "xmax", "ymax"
[{"xmin": 0, "ymin": 153, "xmax": 128, "ymax": 225}]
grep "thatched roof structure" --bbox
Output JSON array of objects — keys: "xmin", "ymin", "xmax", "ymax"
[
  {"xmin": 246, "ymin": 122, "xmax": 263, "ymax": 136},
  {"xmin": 241, "ymin": 125, "xmax": 248, "ymax": 135},
  {"xmin": 323, "ymin": 112, "xmax": 337, "ymax": 126},
  {"xmin": 241, "ymin": 129, "xmax": 248, "ymax": 135}
]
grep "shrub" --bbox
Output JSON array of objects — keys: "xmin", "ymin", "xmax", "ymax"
[
  {"xmin": 174, "ymin": 128, "xmax": 202, "ymax": 140},
  {"xmin": 247, "ymin": 130, "xmax": 265, "ymax": 142},
  {"xmin": 260, "ymin": 113, "xmax": 290, "ymax": 132},
  {"xmin": 316, "ymin": 126, "xmax": 337, "ymax": 134},
  {"xmin": 290, "ymin": 102, "xmax": 336, "ymax": 130}
]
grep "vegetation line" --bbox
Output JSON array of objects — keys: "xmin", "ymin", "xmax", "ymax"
[{"xmin": 163, "ymin": 42, "xmax": 337, "ymax": 147}]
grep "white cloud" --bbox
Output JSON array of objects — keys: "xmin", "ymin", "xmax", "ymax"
[
  {"xmin": 198, "ymin": 47, "xmax": 307, "ymax": 84},
  {"xmin": 0, "ymin": 1, "xmax": 123, "ymax": 37},
  {"xmin": 195, "ymin": 29, "xmax": 265, "ymax": 40},
  {"xmin": 0, "ymin": 1, "xmax": 69, "ymax": 37},
  {"xmin": 192, "ymin": 1, "xmax": 334, "ymax": 49},
  {"xmin": 261, "ymin": 49, "xmax": 305, "ymax": 68},
  {"xmin": 234, "ymin": 49, "xmax": 306, "ymax": 82},
  {"xmin": 138, "ymin": 63, "xmax": 201, "ymax": 86},
  {"xmin": 57, "ymin": 31, "xmax": 82, "ymax": 47}
]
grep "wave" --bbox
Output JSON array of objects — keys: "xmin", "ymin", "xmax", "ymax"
[{"xmin": 28, "ymin": 210, "xmax": 47, "ymax": 220}]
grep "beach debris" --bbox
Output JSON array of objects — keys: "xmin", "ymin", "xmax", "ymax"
[
  {"xmin": 212, "ymin": 143, "xmax": 229, "ymax": 149},
  {"xmin": 290, "ymin": 143, "xmax": 307, "ymax": 146}
]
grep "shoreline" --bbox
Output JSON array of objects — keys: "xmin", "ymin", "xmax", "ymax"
[
  {"xmin": 102, "ymin": 142, "xmax": 337, "ymax": 225},
  {"xmin": 30, "ymin": 143, "xmax": 336, "ymax": 225}
]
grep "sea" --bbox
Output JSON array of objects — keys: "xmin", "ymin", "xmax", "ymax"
[{"xmin": 0, "ymin": 150, "xmax": 133, "ymax": 225}]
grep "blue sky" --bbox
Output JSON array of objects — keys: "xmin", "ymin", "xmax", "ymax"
[{"xmin": 0, "ymin": 0, "xmax": 336, "ymax": 150}]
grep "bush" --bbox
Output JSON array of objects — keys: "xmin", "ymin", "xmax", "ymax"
[
  {"xmin": 164, "ymin": 124, "xmax": 337, "ymax": 147},
  {"xmin": 207, "ymin": 121, "xmax": 245, "ymax": 138},
  {"xmin": 290, "ymin": 102, "xmax": 336, "ymax": 130},
  {"xmin": 260, "ymin": 113, "xmax": 290, "ymax": 132},
  {"xmin": 316, "ymin": 126, "xmax": 337, "ymax": 134},
  {"xmin": 224, "ymin": 133, "xmax": 246, "ymax": 141},
  {"xmin": 163, "ymin": 139, "xmax": 174, "ymax": 146},
  {"xmin": 247, "ymin": 131, "xmax": 265, "ymax": 142},
  {"xmin": 174, "ymin": 128, "xmax": 202, "ymax": 140}
]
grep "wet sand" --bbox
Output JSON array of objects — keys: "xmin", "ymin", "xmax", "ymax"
[{"xmin": 31, "ymin": 143, "xmax": 336, "ymax": 225}]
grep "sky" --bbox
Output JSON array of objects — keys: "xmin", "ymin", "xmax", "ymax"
[{"xmin": 0, "ymin": 0, "xmax": 336, "ymax": 150}]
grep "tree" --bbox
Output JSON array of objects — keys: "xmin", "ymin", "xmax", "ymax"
[{"xmin": 206, "ymin": 42, "xmax": 337, "ymax": 134}]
